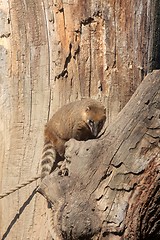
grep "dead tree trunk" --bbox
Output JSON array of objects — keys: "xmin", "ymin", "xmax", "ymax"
[
  {"xmin": 0, "ymin": 0, "xmax": 160, "ymax": 239},
  {"xmin": 39, "ymin": 71, "xmax": 160, "ymax": 240}
]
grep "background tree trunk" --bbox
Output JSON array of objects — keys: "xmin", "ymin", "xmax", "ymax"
[{"xmin": 0, "ymin": 0, "xmax": 159, "ymax": 239}]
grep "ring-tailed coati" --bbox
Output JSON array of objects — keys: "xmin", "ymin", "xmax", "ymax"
[{"xmin": 41, "ymin": 98, "xmax": 106, "ymax": 179}]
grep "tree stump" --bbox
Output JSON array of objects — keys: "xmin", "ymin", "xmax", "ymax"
[{"xmin": 39, "ymin": 71, "xmax": 160, "ymax": 240}]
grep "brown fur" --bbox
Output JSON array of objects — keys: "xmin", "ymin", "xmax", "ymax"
[{"xmin": 41, "ymin": 99, "xmax": 106, "ymax": 179}]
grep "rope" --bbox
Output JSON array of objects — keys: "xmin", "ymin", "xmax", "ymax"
[{"xmin": 0, "ymin": 175, "xmax": 41, "ymax": 199}]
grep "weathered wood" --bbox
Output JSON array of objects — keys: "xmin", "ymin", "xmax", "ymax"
[
  {"xmin": 0, "ymin": 0, "xmax": 160, "ymax": 239},
  {"xmin": 39, "ymin": 71, "xmax": 160, "ymax": 239}
]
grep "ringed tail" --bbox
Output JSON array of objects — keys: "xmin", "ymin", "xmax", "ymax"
[{"xmin": 41, "ymin": 141, "xmax": 56, "ymax": 179}]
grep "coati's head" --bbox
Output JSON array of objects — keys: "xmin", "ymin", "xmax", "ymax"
[{"xmin": 82, "ymin": 101, "xmax": 106, "ymax": 137}]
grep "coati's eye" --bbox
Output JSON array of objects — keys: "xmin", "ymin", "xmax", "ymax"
[
  {"xmin": 99, "ymin": 120, "xmax": 103, "ymax": 126},
  {"xmin": 98, "ymin": 120, "xmax": 104, "ymax": 129}
]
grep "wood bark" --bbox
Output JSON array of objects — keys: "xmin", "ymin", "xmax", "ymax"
[
  {"xmin": 0, "ymin": 0, "xmax": 160, "ymax": 239},
  {"xmin": 39, "ymin": 70, "xmax": 160, "ymax": 240}
]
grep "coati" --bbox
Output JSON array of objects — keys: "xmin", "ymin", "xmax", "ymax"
[{"xmin": 41, "ymin": 98, "xmax": 106, "ymax": 179}]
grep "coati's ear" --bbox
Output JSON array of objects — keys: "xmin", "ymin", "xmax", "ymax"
[{"xmin": 86, "ymin": 106, "xmax": 90, "ymax": 112}]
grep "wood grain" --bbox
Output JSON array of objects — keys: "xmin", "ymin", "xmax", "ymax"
[{"xmin": 0, "ymin": 0, "xmax": 159, "ymax": 239}]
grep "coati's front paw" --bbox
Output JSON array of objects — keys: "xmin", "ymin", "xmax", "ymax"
[
  {"xmin": 58, "ymin": 168, "xmax": 69, "ymax": 176},
  {"xmin": 57, "ymin": 160, "xmax": 69, "ymax": 176}
]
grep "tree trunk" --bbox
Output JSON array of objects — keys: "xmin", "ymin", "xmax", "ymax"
[
  {"xmin": 0, "ymin": 0, "xmax": 159, "ymax": 239},
  {"xmin": 39, "ymin": 70, "xmax": 160, "ymax": 240}
]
